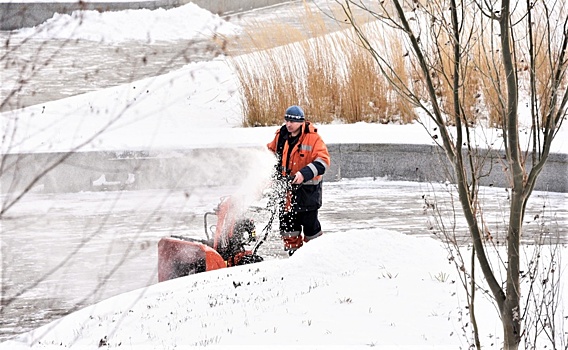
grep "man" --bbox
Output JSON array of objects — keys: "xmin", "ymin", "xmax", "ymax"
[{"xmin": 267, "ymin": 105, "xmax": 331, "ymax": 255}]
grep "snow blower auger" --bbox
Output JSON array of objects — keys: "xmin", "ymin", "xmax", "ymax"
[{"xmin": 158, "ymin": 195, "xmax": 264, "ymax": 282}]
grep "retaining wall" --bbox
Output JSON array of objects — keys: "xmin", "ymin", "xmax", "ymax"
[
  {"xmin": 328, "ymin": 144, "xmax": 568, "ymax": 192},
  {"xmin": 0, "ymin": 0, "xmax": 293, "ymax": 30},
  {"xmin": 2, "ymin": 144, "xmax": 566, "ymax": 194}
]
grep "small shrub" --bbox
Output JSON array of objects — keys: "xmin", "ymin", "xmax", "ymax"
[
  {"xmin": 431, "ymin": 271, "xmax": 450, "ymax": 283},
  {"xmin": 378, "ymin": 271, "xmax": 398, "ymax": 279}
]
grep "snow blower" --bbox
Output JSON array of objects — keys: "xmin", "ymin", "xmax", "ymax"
[{"xmin": 158, "ymin": 195, "xmax": 264, "ymax": 282}]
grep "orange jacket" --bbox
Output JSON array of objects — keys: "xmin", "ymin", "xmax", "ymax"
[{"xmin": 267, "ymin": 121, "xmax": 330, "ymax": 211}]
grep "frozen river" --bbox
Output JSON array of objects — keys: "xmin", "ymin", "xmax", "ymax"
[{"xmin": 1, "ymin": 177, "xmax": 566, "ymax": 341}]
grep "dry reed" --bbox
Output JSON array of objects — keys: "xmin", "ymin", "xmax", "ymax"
[
  {"xmin": 230, "ymin": 8, "xmax": 418, "ymax": 127},
  {"xmin": 230, "ymin": 0, "xmax": 555, "ymax": 129}
]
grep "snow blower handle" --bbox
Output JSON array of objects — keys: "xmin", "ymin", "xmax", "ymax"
[
  {"xmin": 289, "ymin": 172, "xmax": 305, "ymax": 185},
  {"xmin": 203, "ymin": 212, "xmax": 217, "ymax": 240},
  {"xmin": 285, "ymin": 174, "xmax": 303, "ymax": 191}
]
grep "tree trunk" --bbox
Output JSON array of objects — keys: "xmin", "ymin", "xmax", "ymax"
[{"xmin": 500, "ymin": 0, "xmax": 522, "ymax": 347}]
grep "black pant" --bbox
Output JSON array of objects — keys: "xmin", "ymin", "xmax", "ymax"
[{"xmin": 279, "ymin": 210, "xmax": 322, "ymax": 238}]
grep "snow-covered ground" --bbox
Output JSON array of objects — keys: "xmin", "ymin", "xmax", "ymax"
[
  {"xmin": 1, "ymin": 228, "xmax": 505, "ymax": 350},
  {"xmin": 1, "ymin": 2, "xmax": 567, "ymax": 349}
]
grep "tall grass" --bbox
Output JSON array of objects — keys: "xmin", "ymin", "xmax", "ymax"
[
  {"xmin": 473, "ymin": 17, "xmax": 506, "ymax": 127},
  {"xmin": 231, "ymin": 1, "xmax": 557, "ymax": 129},
  {"xmin": 232, "ymin": 2, "xmax": 568, "ymax": 130},
  {"xmin": 233, "ymin": 49, "xmax": 303, "ymax": 127},
  {"xmin": 381, "ymin": 31, "xmax": 417, "ymax": 124},
  {"xmin": 230, "ymin": 5, "xmax": 416, "ymax": 126},
  {"xmin": 338, "ymin": 39, "xmax": 389, "ymax": 123},
  {"xmin": 527, "ymin": 5, "xmax": 567, "ymax": 129},
  {"xmin": 300, "ymin": 8, "xmax": 342, "ymax": 124}
]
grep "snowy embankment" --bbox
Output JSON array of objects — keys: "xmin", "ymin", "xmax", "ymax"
[{"xmin": 4, "ymin": 229, "xmax": 492, "ymax": 349}]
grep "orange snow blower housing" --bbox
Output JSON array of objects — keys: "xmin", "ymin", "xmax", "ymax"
[{"xmin": 158, "ymin": 196, "xmax": 263, "ymax": 282}]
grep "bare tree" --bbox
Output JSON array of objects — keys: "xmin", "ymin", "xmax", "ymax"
[{"xmin": 335, "ymin": 0, "xmax": 567, "ymax": 348}]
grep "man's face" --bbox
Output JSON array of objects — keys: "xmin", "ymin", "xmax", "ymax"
[{"xmin": 285, "ymin": 120, "xmax": 303, "ymax": 135}]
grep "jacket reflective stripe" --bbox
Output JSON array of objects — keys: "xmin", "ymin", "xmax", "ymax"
[
  {"xmin": 304, "ymin": 231, "xmax": 323, "ymax": 241},
  {"xmin": 307, "ymin": 163, "xmax": 318, "ymax": 178},
  {"xmin": 304, "ymin": 178, "xmax": 322, "ymax": 185},
  {"xmin": 299, "ymin": 144, "xmax": 312, "ymax": 151},
  {"xmin": 314, "ymin": 157, "xmax": 329, "ymax": 171},
  {"xmin": 281, "ymin": 230, "xmax": 301, "ymax": 237}
]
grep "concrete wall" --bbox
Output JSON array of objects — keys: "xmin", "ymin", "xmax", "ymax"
[
  {"xmin": 327, "ymin": 144, "xmax": 568, "ymax": 192},
  {"xmin": 2, "ymin": 144, "xmax": 566, "ymax": 194},
  {"xmin": 0, "ymin": 0, "xmax": 293, "ymax": 30}
]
